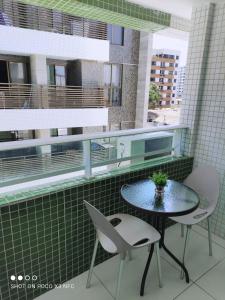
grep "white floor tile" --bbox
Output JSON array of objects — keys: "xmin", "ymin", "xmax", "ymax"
[
  {"xmin": 193, "ymin": 225, "xmax": 225, "ymax": 250},
  {"xmin": 196, "ymin": 259, "xmax": 225, "ymax": 300},
  {"xmin": 36, "ymin": 271, "xmax": 113, "ymax": 300},
  {"xmin": 161, "ymin": 224, "xmax": 225, "ymax": 281},
  {"xmin": 36, "ymin": 224, "xmax": 225, "ymax": 300},
  {"xmin": 174, "ymin": 284, "xmax": 214, "ymax": 300},
  {"xmin": 94, "ymin": 247, "xmax": 192, "ymax": 300}
]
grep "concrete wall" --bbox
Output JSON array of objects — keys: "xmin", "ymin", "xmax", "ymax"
[
  {"xmin": 108, "ymin": 28, "xmax": 140, "ymax": 129},
  {"xmin": 0, "ymin": 109, "xmax": 108, "ymax": 131},
  {"xmin": 80, "ymin": 28, "xmax": 140, "ymax": 134},
  {"xmin": 0, "ymin": 25, "xmax": 109, "ymax": 62}
]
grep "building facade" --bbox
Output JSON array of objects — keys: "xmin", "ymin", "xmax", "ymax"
[
  {"xmin": 176, "ymin": 66, "xmax": 186, "ymax": 98},
  {"xmin": 0, "ymin": 0, "xmax": 141, "ymax": 142},
  {"xmin": 150, "ymin": 49, "xmax": 180, "ymax": 107}
]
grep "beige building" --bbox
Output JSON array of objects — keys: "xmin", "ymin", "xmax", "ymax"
[{"xmin": 150, "ymin": 49, "xmax": 180, "ymax": 107}]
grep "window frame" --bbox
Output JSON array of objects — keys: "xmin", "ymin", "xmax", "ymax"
[{"xmin": 104, "ymin": 63, "xmax": 123, "ymax": 107}]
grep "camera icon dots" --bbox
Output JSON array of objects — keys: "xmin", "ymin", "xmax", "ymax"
[{"xmin": 10, "ymin": 275, "xmax": 37, "ymax": 281}]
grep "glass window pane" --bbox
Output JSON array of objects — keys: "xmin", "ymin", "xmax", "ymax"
[
  {"xmin": 55, "ymin": 65, "xmax": 66, "ymax": 86},
  {"xmin": 47, "ymin": 65, "xmax": 55, "ymax": 85},
  {"xmin": 111, "ymin": 64, "xmax": 121, "ymax": 87},
  {"xmin": 104, "ymin": 64, "xmax": 111, "ymax": 86},
  {"xmin": 111, "ymin": 25, "xmax": 124, "ymax": 45},
  {"xmin": 9, "ymin": 62, "xmax": 26, "ymax": 83},
  {"xmin": 107, "ymin": 24, "xmax": 112, "ymax": 42}
]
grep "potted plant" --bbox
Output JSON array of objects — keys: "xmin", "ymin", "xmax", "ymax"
[{"xmin": 150, "ymin": 171, "xmax": 168, "ymax": 199}]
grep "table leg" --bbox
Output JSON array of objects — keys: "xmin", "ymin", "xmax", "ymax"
[
  {"xmin": 140, "ymin": 216, "xmax": 158, "ymax": 296},
  {"xmin": 160, "ymin": 217, "xmax": 190, "ymax": 283},
  {"xmin": 140, "ymin": 243, "xmax": 154, "ymax": 296}
]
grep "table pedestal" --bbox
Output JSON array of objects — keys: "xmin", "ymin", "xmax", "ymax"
[{"xmin": 140, "ymin": 216, "xmax": 189, "ymax": 297}]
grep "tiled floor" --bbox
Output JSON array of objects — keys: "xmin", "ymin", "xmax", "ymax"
[{"xmin": 38, "ymin": 224, "xmax": 225, "ymax": 300}]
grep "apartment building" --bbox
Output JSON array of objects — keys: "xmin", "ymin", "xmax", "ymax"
[
  {"xmin": 150, "ymin": 49, "xmax": 180, "ymax": 107},
  {"xmin": 176, "ymin": 66, "xmax": 186, "ymax": 98},
  {"xmin": 0, "ymin": 0, "xmax": 140, "ymax": 142}
]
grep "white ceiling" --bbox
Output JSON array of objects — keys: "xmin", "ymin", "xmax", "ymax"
[{"xmin": 128, "ymin": 0, "xmax": 225, "ymax": 19}]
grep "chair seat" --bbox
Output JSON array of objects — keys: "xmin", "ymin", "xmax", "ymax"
[
  {"xmin": 170, "ymin": 208, "xmax": 210, "ymax": 225},
  {"xmin": 97, "ymin": 213, "xmax": 160, "ymax": 254}
]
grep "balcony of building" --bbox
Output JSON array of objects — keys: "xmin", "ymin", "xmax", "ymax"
[
  {"xmin": 0, "ymin": 0, "xmax": 107, "ymax": 41},
  {"xmin": 0, "ymin": 83, "xmax": 106, "ymax": 109}
]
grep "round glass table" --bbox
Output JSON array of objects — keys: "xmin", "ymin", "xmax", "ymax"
[{"xmin": 121, "ymin": 179, "xmax": 200, "ymax": 296}]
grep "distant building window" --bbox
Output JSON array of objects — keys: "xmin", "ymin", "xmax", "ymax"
[
  {"xmin": 159, "ymin": 78, "xmax": 164, "ymax": 83},
  {"xmin": 151, "ymin": 70, "xmax": 156, "ymax": 74},
  {"xmin": 150, "ymin": 78, "xmax": 155, "ymax": 82},
  {"xmin": 47, "ymin": 64, "xmax": 66, "ymax": 86},
  {"xmin": 152, "ymin": 61, "xmax": 156, "ymax": 66},
  {"xmin": 172, "ymin": 93, "xmax": 175, "ymax": 97},
  {"xmin": 107, "ymin": 24, "xmax": 124, "ymax": 46},
  {"xmin": 104, "ymin": 63, "xmax": 123, "ymax": 106},
  {"xmin": 176, "ymin": 56, "xmax": 179, "ymax": 60},
  {"xmin": 175, "ymin": 63, "xmax": 178, "ymax": 67},
  {"xmin": 169, "ymin": 63, "xmax": 174, "ymax": 67}
]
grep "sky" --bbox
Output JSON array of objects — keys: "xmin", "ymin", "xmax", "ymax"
[{"xmin": 153, "ymin": 34, "xmax": 189, "ymax": 67}]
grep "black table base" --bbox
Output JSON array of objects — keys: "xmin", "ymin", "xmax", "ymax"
[{"xmin": 140, "ymin": 217, "xmax": 189, "ymax": 297}]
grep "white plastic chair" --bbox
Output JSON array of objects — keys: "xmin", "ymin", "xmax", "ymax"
[
  {"xmin": 84, "ymin": 200, "xmax": 162, "ymax": 300},
  {"xmin": 170, "ymin": 166, "xmax": 220, "ymax": 277}
]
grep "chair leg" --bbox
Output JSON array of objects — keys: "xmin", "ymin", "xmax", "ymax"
[
  {"xmin": 181, "ymin": 224, "xmax": 184, "ymax": 238},
  {"xmin": 115, "ymin": 254, "xmax": 125, "ymax": 300},
  {"xmin": 86, "ymin": 238, "xmax": 98, "ymax": 288},
  {"xmin": 155, "ymin": 242, "xmax": 163, "ymax": 288},
  {"xmin": 127, "ymin": 250, "xmax": 132, "ymax": 261},
  {"xmin": 180, "ymin": 225, "xmax": 191, "ymax": 279},
  {"xmin": 207, "ymin": 217, "xmax": 213, "ymax": 256}
]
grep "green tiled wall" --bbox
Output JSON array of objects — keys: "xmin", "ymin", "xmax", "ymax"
[
  {"xmin": 18, "ymin": 0, "xmax": 171, "ymax": 32},
  {"xmin": 0, "ymin": 157, "xmax": 193, "ymax": 300}
]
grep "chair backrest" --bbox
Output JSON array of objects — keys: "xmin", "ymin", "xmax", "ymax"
[
  {"xmin": 84, "ymin": 200, "xmax": 130, "ymax": 253},
  {"xmin": 184, "ymin": 166, "xmax": 220, "ymax": 213}
]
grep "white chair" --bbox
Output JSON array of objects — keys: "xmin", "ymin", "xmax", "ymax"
[
  {"xmin": 170, "ymin": 166, "xmax": 220, "ymax": 277},
  {"xmin": 84, "ymin": 200, "xmax": 162, "ymax": 300}
]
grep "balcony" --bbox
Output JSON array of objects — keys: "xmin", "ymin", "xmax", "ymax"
[
  {"xmin": 0, "ymin": 0, "xmax": 107, "ymax": 40},
  {"xmin": 0, "ymin": 83, "xmax": 105, "ymax": 109},
  {"xmin": 0, "ymin": 125, "xmax": 185, "ymax": 188}
]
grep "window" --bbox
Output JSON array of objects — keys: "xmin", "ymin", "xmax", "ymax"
[
  {"xmin": 169, "ymin": 63, "xmax": 174, "ymax": 67},
  {"xmin": 9, "ymin": 62, "xmax": 28, "ymax": 84},
  {"xmin": 104, "ymin": 63, "xmax": 122, "ymax": 106},
  {"xmin": 159, "ymin": 78, "xmax": 164, "ymax": 83},
  {"xmin": 161, "ymin": 62, "xmax": 165, "ymax": 67},
  {"xmin": 175, "ymin": 63, "xmax": 178, "ymax": 67},
  {"xmin": 151, "ymin": 70, "xmax": 156, "ymax": 74},
  {"xmin": 150, "ymin": 78, "xmax": 155, "ymax": 82},
  {"xmin": 152, "ymin": 61, "xmax": 156, "ymax": 66},
  {"xmin": 176, "ymin": 56, "xmax": 179, "ymax": 60},
  {"xmin": 47, "ymin": 65, "xmax": 66, "ymax": 86},
  {"xmin": 107, "ymin": 24, "xmax": 124, "ymax": 46}
]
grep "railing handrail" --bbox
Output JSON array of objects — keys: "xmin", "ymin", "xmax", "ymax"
[
  {"xmin": 0, "ymin": 82, "xmax": 103, "ymax": 89},
  {"xmin": 0, "ymin": 125, "xmax": 188, "ymax": 151},
  {"xmin": 0, "ymin": 82, "xmax": 105, "ymax": 108}
]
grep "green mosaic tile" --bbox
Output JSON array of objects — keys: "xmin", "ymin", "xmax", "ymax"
[
  {"xmin": 17, "ymin": 0, "xmax": 171, "ymax": 32},
  {"xmin": 0, "ymin": 157, "xmax": 193, "ymax": 300}
]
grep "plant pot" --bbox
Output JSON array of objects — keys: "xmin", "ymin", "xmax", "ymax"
[{"xmin": 155, "ymin": 185, "xmax": 165, "ymax": 200}]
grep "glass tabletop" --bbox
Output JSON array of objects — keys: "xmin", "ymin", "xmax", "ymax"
[{"xmin": 121, "ymin": 179, "xmax": 200, "ymax": 217}]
